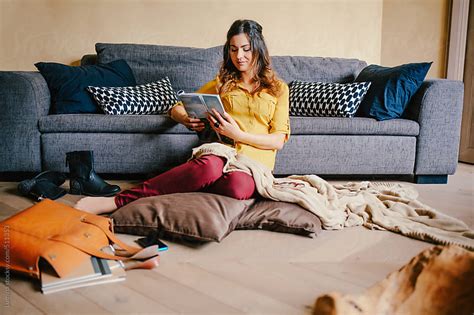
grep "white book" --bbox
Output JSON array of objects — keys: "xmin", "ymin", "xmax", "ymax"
[
  {"xmin": 40, "ymin": 256, "xmax": 103, "ymax": 289},
  {"xmin": 40, "ymin": 245, "xmax": 126, "ymax": 294},
  {"xmin": 42, "ymin": 259, "xmax": 126, "ymax": 294}
]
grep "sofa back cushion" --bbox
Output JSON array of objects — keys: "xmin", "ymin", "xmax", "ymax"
[
  {"xmin": 272, "ymin": 56, "xmax": 367, "ymax": 83},
  {"xmin": 35, "ymin": 60, "xmax": 136, "ymax": 114},
  {"xmin": 94, "ymin": 43, "xmax": 367, "ymax": 91},
  {"xmin": 96, "ymin": 43, "xmax": 223, "ymax": 92}
]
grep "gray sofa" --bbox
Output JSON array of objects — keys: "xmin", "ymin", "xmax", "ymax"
[{"xmin": 0, "ymin": 43, "xmax": 464, "ymax": 183}]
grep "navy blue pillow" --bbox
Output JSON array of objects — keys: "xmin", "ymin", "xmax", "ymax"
[
  {"xmin": 35, "ymin": 60, "xmax": 136, "ymax": 114},
  {"xmin": 354, "ymin": 62, "xmax": 432, "ymax": 121}
]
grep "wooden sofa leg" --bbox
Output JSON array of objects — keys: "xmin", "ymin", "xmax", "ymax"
[{"xmin": 414, "ymin": 175, "xmax": 448, "ymax": 184}]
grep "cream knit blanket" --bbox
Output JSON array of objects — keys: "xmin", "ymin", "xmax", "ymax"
[{"xmin": 191, "ymin": 143, "xmax": 474, "ymax": 250}]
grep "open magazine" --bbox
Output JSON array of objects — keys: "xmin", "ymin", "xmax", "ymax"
[
  {"xmin": 177, "ymin": 91, "xmax": 233, "ymax": 145},
  {"xmin": 177, "ymin": 91, "xmax": 226, "ymax": 119}
]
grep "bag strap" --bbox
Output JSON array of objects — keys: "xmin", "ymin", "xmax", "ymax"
[
  {"xmin": 81, "ymin": 215, "xmax": 141, "ymax": 255},
  {"xmin": 52, "ymin": 214, "xmax": 157, "ymax": 262},
  {"xmin": 51, "ymin": 238, "xmax": 159, "ymax": 261}
]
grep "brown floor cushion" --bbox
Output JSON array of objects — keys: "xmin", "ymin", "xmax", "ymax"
[
  {"xmin": 111, "ymin": 192, "xmax": 322, "ymax": 242},
  {"xmin": 237, "ymin": 199, "xmax": 322, "ymax": 237}
]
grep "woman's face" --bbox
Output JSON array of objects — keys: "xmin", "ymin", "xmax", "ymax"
[{"xmin": 229, "ymin": 33, "xmax": 253, "ymax": 74}]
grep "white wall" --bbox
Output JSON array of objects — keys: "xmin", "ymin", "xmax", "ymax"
[{"xmin": 0, "ymin": 0, "xmax": 448, "ymax": 78}]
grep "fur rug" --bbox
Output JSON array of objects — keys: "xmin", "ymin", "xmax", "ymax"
[{"xmin": 313, "ymin": 245, "xmax": 474, "ymax": 315}]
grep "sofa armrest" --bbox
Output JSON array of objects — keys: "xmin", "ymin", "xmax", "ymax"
[
  {"xmin": 405, "ymin": 79, "xmax": 463, "ymax": 176},
  {"xmin": 0, "ymin": 71, "xmax": 51, "ymax": 172}
]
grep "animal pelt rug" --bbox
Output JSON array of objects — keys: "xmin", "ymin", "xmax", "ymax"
[{"xmin": 313, "ymin": 245, "xmax": 474, "ymax": 315}]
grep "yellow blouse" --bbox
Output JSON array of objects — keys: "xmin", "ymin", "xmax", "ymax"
[{"xmin": 196, "ymin": 78, "xmax": 290, "ymax": 171}]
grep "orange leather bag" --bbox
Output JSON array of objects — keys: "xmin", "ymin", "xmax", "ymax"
[{"xmin": 0, "ymin": 199, "xmax": 156, "ymax": 279}]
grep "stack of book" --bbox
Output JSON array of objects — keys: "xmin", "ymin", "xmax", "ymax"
[{"xmin": 40, "ymin": 247, "xmax": 126, "ymax": 294}]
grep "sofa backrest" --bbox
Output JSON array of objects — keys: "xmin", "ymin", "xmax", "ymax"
[
  {"xmin": 272, "ymin": 56, "xmax": 367, "ymax": 83},
  {"xmin": 96, "ymin": 43, "xmax": 223, "ymax": 92},
  {"xmin": 91, "ymin": 43, "xmax": 367, "ymax": 91}
]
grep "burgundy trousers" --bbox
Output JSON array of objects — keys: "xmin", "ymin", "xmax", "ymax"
[{"xmin": 115, "ymin": 155, "xmax": 256, "ymax": 208}]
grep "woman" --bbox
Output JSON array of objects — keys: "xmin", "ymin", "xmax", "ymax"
[{"xmin": 75, "ymin": 19, "xmax": 290, "ymax": 214}]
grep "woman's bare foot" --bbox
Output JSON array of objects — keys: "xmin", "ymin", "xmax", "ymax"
[{"xmin": 74, "ymin": 196, "xmax": 118, "ymax": 215}]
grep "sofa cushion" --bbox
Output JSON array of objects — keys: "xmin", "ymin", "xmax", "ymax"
[
  {"xmin": 35, "ymin": 60, "xmax": 136, "ymax": 114},
  {"xmin": 39, "ymin": 115, "xmax": 419, "ymax": 136},
  {"xmin": 272, "ymin": 56, "xmax": 367, "ymax": 83},
  {"xmin": 95, "ymin": 43, "xmax": 222, "ymax": 92},
  {"xmin": 289, "ymin": 81, "xmax": 371, "ymax": 117},
  {"xmin": 39, "ymin": 114, "xmax": 189, "ymax": 133},
  {"xmin": 275, "ymin": 135, "xmax": 416, "ymax": 175},
  {"xmin": 42, "ymin": 133, "xmax": 197, "ymax": 174},
  {"xmin": 87, "ymin": 77, "xmax": 178, "ymax": 115},
  {"xmin": 290, "ymin": 117, "xmax": 419, "ymax": 136},
  {"xmin": 355, "ymin": 62, "xmax": 432, "ymax": 121}
]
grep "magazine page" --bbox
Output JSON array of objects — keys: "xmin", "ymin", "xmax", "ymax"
[
  {"xmin": 178, "ymin": 92, "xmax": 233, "ymax": 145},
  {"xmin": 178, "ymin": 93, "xmax": 225, "ymax": 119},
  {"xmin": 178, "ymin": 94, "xmax": 209, "ymax": 119}
]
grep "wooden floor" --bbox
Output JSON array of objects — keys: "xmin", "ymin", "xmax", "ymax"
[{"xmin": 1, "ymin": 163, "xmax": 473, "ymax": 314}]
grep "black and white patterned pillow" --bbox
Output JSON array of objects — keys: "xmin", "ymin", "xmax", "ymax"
[
  {"xmin": 87, "ymin": 77, "xmax": 178, "ymax": 115},
  {"xmin": 289, "ymin": 81, "xmax": 371, "ymax": 117}
]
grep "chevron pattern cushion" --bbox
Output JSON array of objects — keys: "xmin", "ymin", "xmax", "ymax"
[
  {"xmin": 87, "ymin": 77, "xmax": 178, "ymax": 115},
  {"xmin": 289, "ymin": 80, "xmax": 371, "ymax": 117}
]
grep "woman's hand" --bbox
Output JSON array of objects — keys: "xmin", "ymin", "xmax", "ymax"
[
  {"xmin": 208, "ymin": 108, "xmax": 286, "ymax": 150},
  {"xmin": 183, "ymin": 117, "xmax": 206, "ymax": 132},
  {"xmin": 208, "ymin": 109, "xmax": 243, "ymax": 141},
  {"xmin": 170, "ymin": 98, "xmax": 285, "ymax": 150},
  {"xmin": 170, "ymin": 104, "xmax": 206, "ymax": 132}
]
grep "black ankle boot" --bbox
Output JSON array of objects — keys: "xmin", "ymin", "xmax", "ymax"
[
  {"xmin": 66, "ymin": 151, "xmax": 121, "ymax": 197},
  {"xmin": 17, "ymin": 170, "xmax": 67, "ymax": 201}
]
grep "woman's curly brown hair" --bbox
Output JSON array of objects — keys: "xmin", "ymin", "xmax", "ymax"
[{"xmin": 217, "ymin": 19, "xmax": 282, "ymax": 97}]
